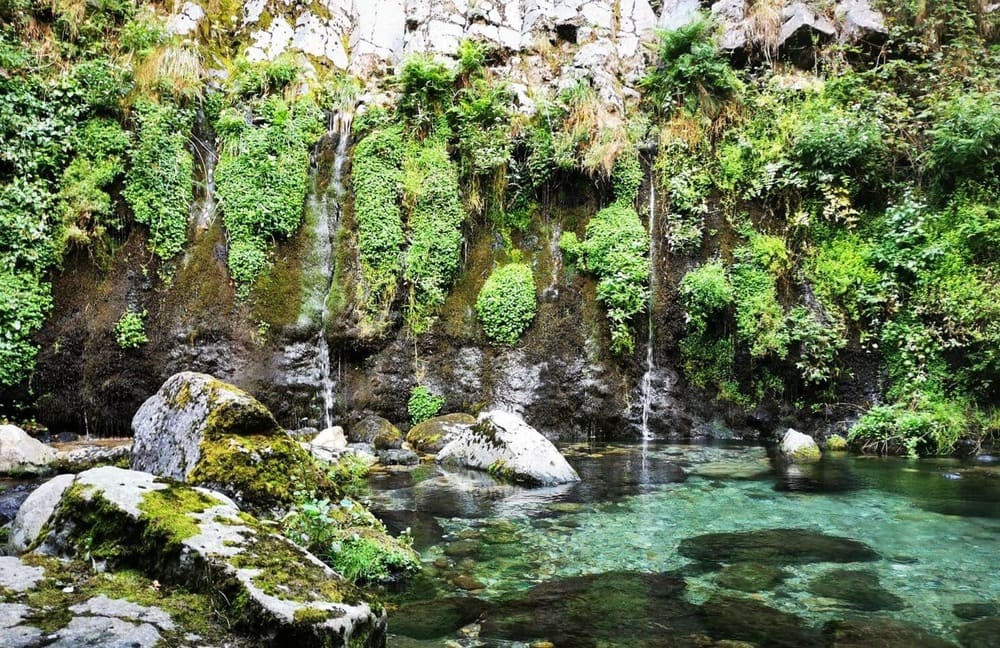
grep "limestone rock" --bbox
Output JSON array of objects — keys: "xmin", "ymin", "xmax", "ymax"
[
  {"xmin": 0, "ymin": 425, "xmax": 56, "ymax": 476},
  {"xmin": 0, "ymin": 556, "xmax": 46, "ymax": 592},
  {"xmin": 25, "ymin": 466, "xmax": 386, "ymax": 646},
  {"xmin": 779, "ymin": 2, "xmax": 837, "ymax": 49},
  {"xmin": 54, "ymin": 443, "xmax": 131, "ymax": 473},
  {"xmin": 131, "ymin": 372, "xmax": 330, "ymax": 513},
  {"xmin": 836, "ymin": 0, "xmax": 888, "ymax": 44},
  {"xmin": 312, "ymin": 425, "xmax": 348, "ymax": 450},
  {"xmin": 349, "ymin": 416, "xmax": 403, "ymax": 450},
  {"xmin": 436, "ymin": 410, "xmax": 580, "ymax": 486},
  {"xmin": 8, "ymin": 473, "xmax": 74, "ymax": 554},
  {"xmin": 781, "ymin": 428, "xmax": 821, "ymax": 461},
  {"xmin": 406, "ymin": 413, "xmax": 477, "ymax": 453}
]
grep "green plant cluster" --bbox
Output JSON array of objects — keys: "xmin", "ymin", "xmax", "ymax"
[
  {"xmin": 476, "ymin": 263, "xmax": 538, "ymax": 345},
  {"xmin": 579, "ymin": 204, "xmax": 650, "ymax": 355},
  {"xmin": 114, "ymin": 308, "xmax": 149, "ymax": 349},
  {"xmin": 408, "ymin": 385, "xmax": 445, "ymax": 425},
  {"xmin": 213, "ymin": 76, "xmax": 325, "ymax": 294},
  {"xmin": 123, "ymin": 100, "xmax": 194, "ymax": 260}
]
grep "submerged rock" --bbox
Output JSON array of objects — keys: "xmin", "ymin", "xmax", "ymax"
[
  {"xmin": 781, "ymin": 428, "xmax": 821, "ymax": 462},
  {"xmin": 9, "ymin": 466, "xmax": 385, "ymax": 646},
  {"xmin": 0, "ymin": 425, "xmax": 56, "ymax": 476},
  {"xmin": 391, "ymin": 597, "xmax": 489, "ymax": 640},
  {"xmin": 406, "ymin": 413, "xmax": 476, "ymax": 453},
  {"xmin": 715, "ymin": 562, "xmax": 787, "ymax": 592},
  {"xmin": 700, "ymin": 594, "xmax": 822, "ymax": 647},
  {"xmin": 957, "ymin": 616, "xmax": 1000, "ymax": 648},
  {"xmin": 808, "ymin": 569, "xmax": 906, "ymax": 611},
  {"xmin": 130, "ymin": 372, "xmax": 332, "ymax": 513},
  {"xmin": 678, "ymin": 528, "xmax": 880, "ymax": 565},
  {"xmin": 955, "ymin": 602, "xmax": 1000, "ymax": 621},
  {"xmin": 437, "ymin": 411, "xmax": 580, "ymax": 486},
  {"xmin": 823, "ymin": 618, "xmax": 957, "ymax": 647}
]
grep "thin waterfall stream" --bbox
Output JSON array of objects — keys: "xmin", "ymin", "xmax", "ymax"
[{"xmin": 639, "ymin": 172, "xmax": 657, "ymax": 440}]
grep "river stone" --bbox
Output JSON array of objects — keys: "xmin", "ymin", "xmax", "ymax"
[
  {"xmin": 350, "ymin": 416, "xmax": 403, "ymax": 450},
  {"xmin": 376, "ymin": 448, "xmax": 419, "ymax": 466},
  {"xmin": 957, "ymin": 616, "xmax": 1000, "ymax": 648},
  {"xmin": 781, "ymin": 428, "xmax": 821, "ymax": 461},
  {"xmin": 955, "ymin": 602, "xmax": 1000, "ymax": 620},
  {"xmin": 391, "ymin": 596, "xmax": 489, "ymax": 640},
  {"xmin": 54, "ymin": 443, "xmax": 131, "ymax": 472},
  {"xmin": 715, "ymin": 563, "xmax": 787, "ymax": 592},
  {"xmin": 131, "ymin": 371, "xmax": 281, "ymax": 480},
  {"xmin": 701, "ymin": 594, "xmax": 821, "ymax": 647},
  {"xmin": 808, "ymin": 569, "xmax": 906, "ymax": 611},
  {"xmin": 823, "ymin": 618, "xmax": 958, "ymax": 647},
  {"xmin": 312, "ymin": 425, "xmax": 347, "ymax": 450},
  {"xmin": 406, "ymin": 413, "xmax": 476, "ymax": 453},
  {"xmin": 678, "ymin": 528, "xmax": 879, "ymax": 565},
  {"xmin": 0, "ymin": 425, "xmax": 57, "ymax": 476},
  {"xmin": 0, "ymin": 556, "xmax": 45, "ymax": 592},
  {"xmin": 7, "ymin": 473, "xmax": 75, "ymax": 554},
  {"xmin": 437, "ymin": 411, "xmax": 580, "ymax": 486},
  {"xmin": 28, "ymin": 466, "xmax": 386, "ymax": 646}
]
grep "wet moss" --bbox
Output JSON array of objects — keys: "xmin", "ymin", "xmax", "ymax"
[
  {"xmin": 190, "ymin": 432, "xmax": 335, "ymax": 513},
  {"xmin": 202, "ymin": 386, "xmax": 282, "ymax": 439},
  {"xmin": 137, "ymin": 484, "xmax": 218, "ymax": 541}
]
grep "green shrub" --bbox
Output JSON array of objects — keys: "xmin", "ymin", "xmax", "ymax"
[
  {"xmin": 640, "ymin": 14, "xmax": 742, "ymax": 116},
  {"xmin": 114, "ymin": 308, "xmax": 149, "ymax": 349},
  {"xmin": 926, "ymin": 90, "xmax": 1000, "ymax": 194},
  {"xmin": 456, "ymin": 39, "xmax": 488, "ymax": 77},
  {"xmin": 0, "ymin": 269, "xmax": 52, "ymax": 387},
  {"xmin": 396, "ymin": 54, "xmax": 456, "ymax": 135},
  {"xmin": 403, "ymin": 142, "xmax": 465, "ymax": 331},
  {"xmin": 580, "ymin": 204, "xmax": 650, "ymax": 354},
  {"xmin": 352, "ymin": 126, "xmax": 405, "ymax": 310},
  {"xmin": 408, "ymin": 385, "xmax": 445, "ymax": 425},
  {"xmin": 123, "ymin": 100, "xmax": 194, "ymax": 260},
  {"xmin": 848, "ymin": 396, "xmax": 969, "ymax": 457},
  {"xmin": 476, "ymin": 263, "xmax": 537, "ymax": 345},
  {"xmin": 790, "ymin": 106, "xmax": 887, "ymax": 183},
  {"xmin": 732, "ymin": 235, "xmax": 790, "ymax": 359},
  {"xmin": 611, "ymin": 153, "xmax": 643, "ymax": 205},
  {"xmin": 805, "ymin": 234, "xmax": 884, "ymax": 325},
  {"xmin": 679, "ymin": 261, "xmax": 732, "ymax": 334},
  {"xmin": 558, "ymin": 231, "xmax": 582, "ymax": 263}
]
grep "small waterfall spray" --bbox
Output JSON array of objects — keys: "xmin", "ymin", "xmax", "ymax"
[
  {"xmin": 639, "ymin": 172, "xmax": 657, "ymax": 441},
  {"xmin": 312, "ymin": 112, "xmax": 352, "ymax": 429}
]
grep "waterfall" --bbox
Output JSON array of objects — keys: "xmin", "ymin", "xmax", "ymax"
[
  {"xmin": 639, "ymin": 173, "xmax": 657, "ymax": 440},
  {"xmin": 312, "ymin": 112, "xmax": 352, "ymax": 429}
]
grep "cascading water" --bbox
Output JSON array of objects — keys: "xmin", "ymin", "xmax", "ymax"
[
  {"xmin": 639, "ymin": 171, "xmax": 657, "ymax": 441},
  {"xmin": 310, "ymin": 112, "xmax": 352, "ymax": 429}
]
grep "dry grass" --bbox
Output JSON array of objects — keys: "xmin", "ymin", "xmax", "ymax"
[
  {"xmin": 746, "ymin": 0, "xmax": 784, "ymax": 65},
  {"xmin": 133, "ymin": 43, "xmax": 204, "ymax": 100}
]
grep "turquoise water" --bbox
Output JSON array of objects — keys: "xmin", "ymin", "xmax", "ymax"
[{"xmin": 365, "ymin": 442, "xmax": 1000, "ymax": 647}]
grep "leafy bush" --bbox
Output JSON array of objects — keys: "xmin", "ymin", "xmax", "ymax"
[
  {"xmin": 790, "ymin": 106, "xmax": 887, "ymax": 183},
  {"xmin": 123, "ymin": 100, "xmax": 194, "ymax": 260},
  {"xmin": 679, "ymin": 261, "xmax": 732, "ymax": 334},
  {"xmin": 457, "ymin": 39, "xmax": 488, "ymax": 77},
  {"xmin": 408, "ymin": 385, "xmax": 445, "ymax": 425},
  {"xmin": 848, "ymin": 396, "xmax": 970, "ymax": 457},
  {"xmin": 580, "ymin": 204, "xmax": 650, "ymax": 354},
  {"xmin": 926, "ymin": 90, "xmax": 1000, "ymax": 194},
  {"xmin": 805, "ymin": 234, "xmax": 884, "ymax": 326},
  {"xmin": 352, "ymin": 126, "xmax": 405, "ymax": 310},
  {"xmin": 403, "ymin": 142, "xmax": 465, "ymax": 331},
  {"xmin": 732, "ymin": 235, "xmax": 790, "ymax": 359},
  {"xmin": 640, "ymin": 14, "xmax": 742, "ymax": 116},
  {"xmin": 396, "ymin": 54, "xmax": 456, "ymax": 135},
  {"xmin": 611, "ymin": 153, "xmax": 643, "ymax": 205},
  {"xmin": 476, "ymin": 263, "xmax": 537, "ymax": 345},
  {"xmin": 114, "ymin": 308, "xmax": 148, "ymax": 349},
  {"xmin": 0, "ymin": 269, "xmax": 52, "ymax": 386}
]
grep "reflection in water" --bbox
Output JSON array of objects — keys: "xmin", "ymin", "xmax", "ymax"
[{"xmin": 367, "ymin": 441, "xmax": 1000, "ymax": 647}]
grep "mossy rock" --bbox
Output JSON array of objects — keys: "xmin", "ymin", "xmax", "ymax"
[
  {"xmin": 189, "ymin": 433, "xmax": 336, "ymax": 515},
  {"xmin": 678, "ymin": 528, "xmax": 880, "ymax": 565},
  {"xmin": 350, "ymin": 416, "xmax": 403, "ymax": 450},
  {"xmin": 715, "ymin": 563, "xmax": 787, "ymax": 593},
  {"xmin": 406, "ymin": 413, "xmax": 476, "ymax": 453},
  {"xmin": 825, "ymin": 434, "xmax": 849, "ymax": 451},
  {"xmin": 20, "ymin": 467, "xmax": 385, "ymax": 647},
  {"xmin": 808, "ymin": 569, "xmax": 906, "ymax": 611}
]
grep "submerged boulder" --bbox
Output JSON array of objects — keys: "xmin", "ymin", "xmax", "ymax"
[
  {"xmin": 0, "ymin": 425, "xmax": 56, "ymax": 476},
  {"xmin": 8, "ymin": 466, "xmax": 386, "ymax": 647},
  {"xmin": 406, "ymin": 413, "xmax": 476, "ymax": 453},
  {"xmin": 808, "ymin": 569, "xmax": 906, "ymax": 611},
  {"xmin": 436, "ymin": 411, "xmax": 580, "ymax": 486},
  {"xmin": 781, "ymin": 428, "xmax": 821, "ymax": 462},
  {"xmin": 678, "ymin": 528, "xmax": 880, "ymax": 565},
  {"xmin": 131, "ymin": 372, "xmax": 332, "ymax": 513}
]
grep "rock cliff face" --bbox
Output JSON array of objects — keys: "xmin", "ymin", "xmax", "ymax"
[{"xmin": 30, "ymin": 0, "xmax": 889, "ymax": 441}]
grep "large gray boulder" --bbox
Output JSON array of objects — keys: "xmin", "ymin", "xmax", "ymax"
[
  {"xmin": 406, "ymin": 413, "xmax": 476, "ymax": 453},
  {"xmin": 7, "ymin": 474, "xmax": 75, "ymax": 554},
  {"xmin": 131, "ymin": 371, "xmax": 281, "ymax": 480},
  {"xmin": 11, "ymin": 466, "xmax": 385, "ymax": 646},
  {"xmin": 437, "ymin": 411, "xmax": 580, "ymax": 486},
  {"xmin": 781, "ymin": 428, "xmax": 821, "ymax": 462},
  {"xmin": 0, "ymin": 425, "xmax": 56, "ymax": 476}
]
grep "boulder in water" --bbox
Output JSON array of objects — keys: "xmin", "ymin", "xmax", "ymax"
[
  {"xmin": 716, "ymin": 562, "xmax": 787, "ymax": 592},
  {"xmin": 406, "ymin": 413, "xmax": 476, "ymax": 453},
  {"xmin": 436, "ymin": 411, "xmax": 580, "ymax": 486},
  {"xmin": 823, "ymin": 618, "xmax": 957, "ymax": 647},
  {"xmin": 781, "ymin": 428, "xmax": 821, "ymax": 462},
  {"xmin": 0, "ymin": 425, "xmax": 56, "ymax": 476},
  {"xmin": 957, "ymin": 616, "xmax": 1000, "ymax": 648},
  {"xmin": 130, "ymin": 372, "xmax": 332, "ymax": 513},
  {"xmin": 808, "ymin": 569, "xmax": 906, "ymax": 611},
  {"xmin": 678, "ymin": 528, "xmax": 879, "ymax": 565},
  {"xmin": 9, "ymin": 466, "xmax": 385, "ymax": 646},
  {"xmin": 349, "ymin": 416, "xmax": 403, "ymax": 450}
]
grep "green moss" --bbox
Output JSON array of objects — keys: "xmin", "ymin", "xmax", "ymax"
[
  {"xmin": 826, "ymin": 434, "xmax": 848, "ymax": 451},
  {"xmin": 201, "ymin": 388, "xmax": 281, "ymax": 439},
  {"xmin": 293, "ymin": 606, "xmax": 330, "ymax": 624},
  {"xmin": 476, "ymin": 262, "xmax": 537, "ymax": 345},
  {"xmin": 137, "ymin": 484, "xmax": 217, "ymax": 541},
  {"xmin": 190, "ymin": 433, "xmax": 335, "ymax": 512}
]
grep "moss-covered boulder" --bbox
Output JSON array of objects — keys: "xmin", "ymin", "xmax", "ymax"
[
  {"xmin": 406, "ymin": 413, "xmax": 476, "ymax": 453},
  {"xmin": 349, "ymin": 416, "xmax": 403, "ymax": 450},
  {"xmin": 780, "ymin": 428, "xmax": 821, "ymax": 462},
  {"xmin": 131, "ymin": 372, "xmax": 333, "ymax": 513},
  {"xmin": 11, "ymin": 466, "xmax": 386, "ymax": 647}
]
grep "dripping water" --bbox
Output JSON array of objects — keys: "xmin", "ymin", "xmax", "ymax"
[
  {"xmin": 639, "ymin": 171, "xmax": 657, "ymax": 441},
  {"xmin": 311, "ymin": 112, "xmax": 352, "ymax": 429}
]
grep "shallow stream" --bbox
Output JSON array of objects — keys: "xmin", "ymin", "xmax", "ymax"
[{"xmin": 364, "ymin": 441, "xmax": 1000, "ymax": 647}]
